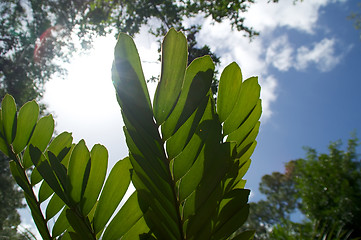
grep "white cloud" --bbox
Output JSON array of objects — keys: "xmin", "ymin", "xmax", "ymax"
[
  {"xmin": 244, "ymin": 0, "xmax": 339, "ymax": 34},
  {"xmin": 196, "ymin": 18, "xmax": 280, "ymax": 120},
  {"xmin": 259, "ymin": 75, "xmax": 278, "ymax": 120},
  {"xmin": 266, "ymin": 35, "xmax": 294, "ymax": 71},
  {"xmin": 265, "ymin": 36, "xmax": 343, "ymax": 72},
  {"xmin": 295, "ymin": 38, "xmax": 341, "ymax": 72},
  {"xmin": 194, "ymin": 0, "xmax": 348, "ymax": 121},
  {"xmin": 196, "ymin": 20, "xmax": 278, "ymax": 120}
]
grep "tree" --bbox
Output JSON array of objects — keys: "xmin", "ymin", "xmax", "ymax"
[
  {"xmin": 0, "ymin": 29, "xmax": 262, "ymax": 239},
  {"xmin": 240, "ymin": 170, "xmax": 298, "ymax": 239},
  {"xmin": 0, "ymin": 153, "xmax": 25, "ymax": 239},
  {"xmin": 0, "ymin": 0, "xmax": 261, "ymax": 105},
  {"xmin": 293, "ymin": 137, "xmax": 361, "ymax": 238},
  {"xmin": 245, "ymin": 136, "xmax": 361, "ymax": 239}
]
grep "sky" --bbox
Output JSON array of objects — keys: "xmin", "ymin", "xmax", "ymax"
[{"xmin": 19, "ymin": 0, "xmax": 361, "ymax": 237}]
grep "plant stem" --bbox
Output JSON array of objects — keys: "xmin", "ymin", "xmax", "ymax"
[{"xmin": 11, "ymin": 151, "xmax": 53, "ymax": 240}]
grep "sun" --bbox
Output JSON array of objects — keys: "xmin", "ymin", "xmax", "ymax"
[{"xmin": 42, "ymin": 31, "xmax": 160, "ymax": 156}]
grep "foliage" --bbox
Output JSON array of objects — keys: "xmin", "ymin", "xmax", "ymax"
[
  {"xmin": 269, "ymin": 220, "xmax": 358, "ymax": 240},
  {"xmin": 240, "ymin": 171, "xmax": 298, "ymax": 239},
  {"xmin": 349, "ymin": 3, "xmax": 361, "ymax": 40},
  {"xmin": 293, "ymin": 138, "xmax": 361, "ymax": 238},
  {"xmin": 0, "ymin": 153, "xmax": 26, "ymax": 239},
  {"xmin": 0, "ymin": 0, "xmax": 260, "ymax": 106},
  {"xmin": 244, "ymin": 137, "xmax": 361, "ymax": 239},
  {"xmin": 0, "ymin": 29, "xmax": 262, "ymax": 239}
]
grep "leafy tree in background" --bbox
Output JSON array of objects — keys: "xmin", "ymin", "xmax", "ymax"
[
  {"xmin": 245, "ymin": 137, "xmax": 361, "ymax": 239},
  {"xmin": 293, "ymin": 137, "xmax": 361, "ymax": 238},
  {"xmin": 0, "ymin": 153, "xmax": 25, "ymax": 239},
  {"xmin": 0, "ymin": 0, "xmax": 263, "ymax": 106},
  {"xmin": 240, "ymin": 170, "xmax": 298, "ymax": 239}
]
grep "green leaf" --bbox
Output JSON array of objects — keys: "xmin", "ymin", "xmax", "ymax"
[
  {"xmin": 231, "ymin": 230, "xmax": 255, "ymax": 240},
  {"xmin": 0, "ymin": 133, "xmax": 9, "ymax": 156},
  {"xmin": 52, "ymin": 207, "xmax": 70, "ymax": 237},
  {"xmin": 93, "ymin": 157, "xmax": 132, "ymax": 234},
  {"xmin": 80, "ymin": 144, "xmax": 108, "ymax": 216},
  {"xmin": 1, "ymin": 94, "xmax": 17, "ymax": 144},
  {"xmin": 235, "ymin": 121, "xmax": 260, "ymax": 156},
  {"xmin": 153, "ymin": 28, "xmax": 188, "ymax": 125},
  {"xmin": 48, "ymin": 151, "xmax": 68, "ymax": 189},
  {"xmin": 67, "ymin": 140, "xmax": 90, "ymax": 203},
  {"xmin": 9, "ymin": 160, "xmax": 32, "ymax": 197},
  {"xmin": 12, "ymin": 100, "xmax": 39, "ymax": 153},
  {"xmin": 112, "ymin": 32, "xmax": 156, "ymax": 139},
  {"xmin": 172, "ymin": 97, "xmax": 217, "ymax": 182},
  {"xmin": 212, "ymin": 190, "xmax": 250, "ymax": 238},
  {"xmin": 212, "ymin": 205, "xmax": 250, "ymax": 240},
  {"xmin": 0, "ymin": 110, "xmax": 10, "ymax": 156},
  {"xmin": 59, "ymin": 231, "xmax": 72, "ymax": 240},
  {"xmin": 102, "ymin": 191, "xmax": 149, "ymax": 239},
  {"xmin": 222, "ymin": 77, "xmax": 260, "ymax": 136},
  {"xmin": 161, "ymin": 55, "xmax": 214, "ymax": 140},
  {"xmin": 166, "ymin": 95, "xmax": 210, "ymax": 160},
  {"xmin": 217, "ymin": 62, "xmax": 243, "ymax": 123},
  {"xmin": 65, "ymin": 209, "xmax": 94, "ymax": 239},
  {"xmin": 29, "ymin": 145, "xmax": 67, "ymax": 203},
  {"xmin": 38, "ymin": 180, "xmax": 54, "ymax": 203},
  {"xmin": 226, "ymin": 99, "xmax": 261, "ymax": 147},
  {"xmin": 47, "ymin": 132, "xmax": 73, "ymax": 158},
  {"xmin": 23, "ymin": 115, "xmax": 55, "ymax": 169},
  {"xmin": 123, "ymin": 125, "xmax": 169, "ymax": 182},
  {"xmin": 131, "ymin": 172, "xmax": 180, "ymax": 239},
  {"xmin": 30, "ymin": 168, "xmax": 42, "ymax": 186},
  {"xmin": 181, "ymin": 143, "xmax": 233, "ymax": 237},
  {"xmin": 46, "ymin": 193, "xmax": 65, "ymax": 221},
  {"xmin": 68, "ymin": 231, "xmax": 88, "ymax": 240}
]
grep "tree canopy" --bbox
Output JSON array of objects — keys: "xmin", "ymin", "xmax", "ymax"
[
  {"xmin": 0, "ymin": 153, "xmax": 26, "ymax": 239},
  {"xmin": 0, "ymin": 0, "xmax": 262, "ymax": 106},
  {"xmin": 244, "ymin": 136, "xmax": 361, "ymax": 239}
]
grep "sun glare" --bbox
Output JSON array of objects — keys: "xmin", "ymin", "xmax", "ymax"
[{"xmin": 43, "ymin": 30, "xmax": 160, "ymax": 163}]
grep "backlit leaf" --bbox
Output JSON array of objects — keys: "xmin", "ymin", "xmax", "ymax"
[
  {"xmin": 67, "ymin": 140, "xmax": 90, "ymax": 203},
  {"xmin": 153, "ymin": 28, "xmax": 188, "ymax": 125},
  {"xmin": 38, "ymin": 181, "xmax": 53, "ymax": 203},
  {"xmin": 222, "ymin": 77, "xmax": 260, "ymax": 136},
  {"xmin": 23, "ymin": 115, "xmax": 54, "ymax": 169},
  {"xmin": 93, "ymin": 157, "xmax": 132, "ymax": 234},
  {"xmin": 217, "ymin": 62, "xmax": 243, "ymax": 123},
  {"xmin": 102, "ymin": 191, "xmax": 149, "ymax": 239},
  {"xmin": 12, "ymin": 100, "xmax": 39, "ymax": 153},
  {"xmin": 80, "ymin": 144, "xmax": 108, "ymax": 216},
  {"xmin": 161, "ymin": 55, "xmax": 214, "ymax": 140},
  {"xmin": 1, "ymin": 94, "xmax": 17, "ymax": 144},
  {"xmin": 66, "ymin": 209, "xmax": 94, "ymax": 239},
  {"xmin": 46, "ymin": 193, "xmax": 65, "ymax": 221},
  {"xmin": 52, "ymin": 207, "xmax": 70, "ymax": 237}
]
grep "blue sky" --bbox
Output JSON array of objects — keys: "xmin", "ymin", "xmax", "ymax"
[
  {"xmin": 240, "ymin": 0, "xmax": 361, "ymax": 199},
  {"xmin": 21, "ymin": 0, "xmax": 361, "ymax": 236}
]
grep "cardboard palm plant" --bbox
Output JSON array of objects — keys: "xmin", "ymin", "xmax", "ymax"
[{"xmin": 0, "ymin": 29, "xmax": 261, "ymax": 239}]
